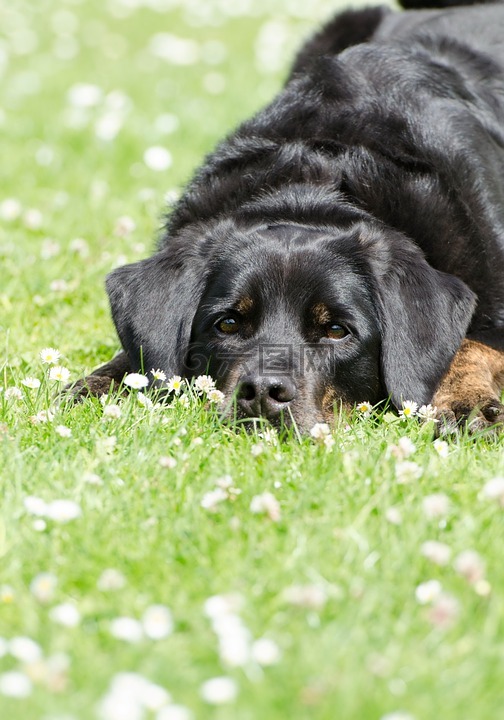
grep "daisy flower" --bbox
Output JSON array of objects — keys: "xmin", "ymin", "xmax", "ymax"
[
  {"xmin": 109, "ymin": 617, "xmax": 144, "ymax": 643},
  {"xmin": 166, "ymin": 375, "xmax": 184, "ymax": 394},
  {"xmin": 150, "ymin": 368, "xmax": 167, "ymax": 382},
  {"xmin": 200, "ymin": 677, "xmax": 237, "ymax": 705},
  {"xmin": 207, "ymin": 388, "xmax": 225, "ymax": 404},
  {"xmin": 418, "ymin": 404, "xmax": 438, "ymax": 422},
  {"xmin": 310, "ymin": 422, "xmax": 331, "ymax": 440},
  {"xmin": 0, "ymin": 671, "xmax": 32, "ymax": 698},
  {"xmin": 55, "ymin": 425, "xmax": 72, "ymax": 438},
  {"xmin": 422, "ymin": 493, "xmax": 450, "ymax": 519},
  {"xmin": 49, "ymin": 366, "xmax": 70, "ymax": 383},
  {"xmin": 103, "ymin": 404, "xmax": 121, "ymax": 419},
  {"xmin": 250, "ymin": 492, "xmax": 281, "ymax": 521},
  {"xmin": 49, "ymin": 602, "xmax": 81, "ymax": 627},
  {"xmin": 251, "ymin": 638, "xmax": 281, "ymax": 666},
  {"xmin": 159, "ymin": 456, "xmax": 177, "ymax": 469},
  {"xmin": 421, "ymin": 540, "xmax": 451, "ymax": 566},
  {"xmin": 30, "ymin": 572, "xmax": 57, "ymax": 603},
  {"xmin": 137, "ymin": 392, "xmax": 154, "ymax": 408},
  {"xmin": 415, "ymin": 579, "xmax": 442, "ymax": 604},
  {"xmin": 194, "ymin": 375, "xmax": 216, "ymax": 394},
  {"xmin": 39, "ymin": 347, "xmax": 61, "ymax": 364},
  {"xmin": 356, "ymin": 401, "xmax": 373, "ymax": 417},
  {"xmin": 480, "ymin": 477, "xmax": 504, "ymax": 506},
  {"xmin": 395, "ymin": 460, "xmax": 422, "ymax": 484},
  {"xmin": 433, "ymin": 438, "xmax": 449, "ymax": 457},
  {"xmin": 21, "ymin": 377, "xmax": 41, "ymax": 390},
  {"xmin": 123, "ymin": 372, "xmax": 149, "ymax": 389},
  {"xmin": 4, "ymin": 387, "xmax": 22, "ymax": 400},
  {"xmin": 399, "ymin": 400, "xmax": 418, "ymax": 419},
  {"xmin": 45, "ymin": 499, "xmax": 82, "ymax": 523},
  {"xmin": 142, "ymin": 604, "xmax": 173, "ymax": 640}
]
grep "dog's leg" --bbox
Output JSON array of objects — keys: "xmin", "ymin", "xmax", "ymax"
[
  {"xmin": 65, "ymin": 351, "xmax": 131, "ymax": 400},
  {"xmin": 433, "ymin": 337, "xmax": 504, "ymax": 434}
]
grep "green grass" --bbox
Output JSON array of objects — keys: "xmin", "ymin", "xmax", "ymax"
[{"xmin": 1, "ymin": 1, "xmax": 503, "ymax": 719}]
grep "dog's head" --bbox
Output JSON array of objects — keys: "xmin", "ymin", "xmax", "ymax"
[{"xmin": 106, "ymin": 215, "xmax": 475, "ymax": 430}]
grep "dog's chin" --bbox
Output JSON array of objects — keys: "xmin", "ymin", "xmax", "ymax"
[{"xmin": 217, "ymin": 397, "xmax": 331, "ymax": 434}]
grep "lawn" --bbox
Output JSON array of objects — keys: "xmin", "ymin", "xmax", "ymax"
[{"xmin": 1, "ymin": 1, "xmax": 504, "ymax": 719}]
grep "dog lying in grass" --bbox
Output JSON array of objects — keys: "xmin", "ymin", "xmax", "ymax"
[{"xmin": 74, "ymin": 0, "xmax": 504, "ymax": 433}]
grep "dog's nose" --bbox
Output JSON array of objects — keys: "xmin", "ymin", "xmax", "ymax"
[{"xmin": 237, "ymin": 375, "xmax": 297, "ymax": 418}]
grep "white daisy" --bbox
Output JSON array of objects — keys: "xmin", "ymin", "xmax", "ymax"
[
  {"xmin": 398, "ymin": 400, "xmax": 418, "ymax": 419},
  {"xmin": 150, "ymin": 368, "xmax": 167, "ymax": 382},
  {"xmin": 123, "ymin": 373, "xmax": 149, "ymax": 390},
  {"xmin": 21, "ymin": 377, "xmax": 41, "ymax": 390},
  {"xmin": 193, "ymin": 375, "xmax": 216, "ymax": 394},
  {"xmin": 49, "ymin": 365, "xmax": 70, "ymax": 383},
  {"xmin": 39, "ymin": 347, "xmax": 61, "ymax": 364}
]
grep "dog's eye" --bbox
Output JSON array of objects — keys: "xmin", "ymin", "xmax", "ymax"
[
  {"xmin": 326, "ymin": 323, "xmax": 348, "ymax": 340},
  {"xmin": 216, "ymin": 317, "xmax": 240, "ymax": 335}
]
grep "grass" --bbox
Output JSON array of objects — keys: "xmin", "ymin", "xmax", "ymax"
[{"xmin": 1, "ymin": 0, "xmax": 504, "ymax": 718}]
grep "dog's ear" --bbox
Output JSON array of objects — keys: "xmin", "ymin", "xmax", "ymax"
[
  {"xmin": 367, "ymin": 233, "xmax": 476, "ymax": 407},
  {"xmin": 105, "ymin": 250, "xmax": 206, "ymax": 378}
]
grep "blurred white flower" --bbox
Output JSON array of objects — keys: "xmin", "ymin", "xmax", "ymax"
[
  {"xmin": 142, "ymin": 605, "xmax": 173, "ymax": 640},
  {"xmin": 282, "ymin": 584, "xmax": 327, "ymax": 610},
  {"xmin": 250, "ymin": 492, "xmax": 281, "ymax": 521},
  {"xmin": 481, "ymin": 477, "xmax": 504, "ymax": 506},
  {"xmin": 385, "ymin": 507, "xmax": 402, "ymax": 525},
  {"xmin": 156, "ymin": 705, "xmax": 193, "ymax": 720},
  {"xmin": 24, "ymin": 496, "xmax": 48, "ymax": 516},
  {"xmin": 124, "ymin": 373, "xmax": 149, "ymax": 389},
  {"xmin": 427, "ymin": 593, "xmax": 459, "ymax": 628},
  {"xmin": 9, "ymin": 637, "xmax": 42, "ymax": 663},
  {"xmin": 55, "ymin": 425, "xmax": 72, "ymax": 438},
  {"xmin": 49, "ymin": 603, "xmax": 81, "ymax": 628},
  {"xmin": 251, "ymin": 638, "xmax": 281, "ymax": 665},
  {"xmin": 395, "ymin": 461, "xmax": 422, "ymax": 484},
  {"xmin": 159, "ymin": 456, "xmax": 177, "ymax": 469},
  {"xmin": 144, "ymin": 146, "xmax": 172, "ymax": 172},
  {"xmin": 418, "ymin": 404, "xmax": 438, "ymax": 422},
  {"xmin": 46, "ymin": 499, "xmax": 82, "ymax": 523},
  {"xmin": 5, "ymin": 387, "xmax": 23, "ymax": 400},
  {"xmin": 103, "ymin": 404, "xmax": 121, "ymax": 419},
  {"xmin": 151, "ymin": 368, "xmax": 166, "ymax": 381},
  {"xmin": 422, "ymin": 493, "xmax": 450, "ymax": 519},
  {"xmin": 201, "ymin": 488, "xmax": 228, "ymax": 511},
  {"xmin": 30, "ymin": 572, "xmax": 57, "ymax": 603},
  {"xmin": 421, "ymin": 540, "xmax": 451, "ymax": 566},
  {"xmin": 97, "ymin": 568, "xmax": 126, "ymax": 591},
  {"xmin": 113, "ymin": 216, "xmax": 136, "ymax": 237},
  {"xmin": 208, "ymin": 388, "xmax": 225, "ymax": 404},
  {"xmin": 433, "ymin": 439, "xmax": 449, "ymax": 458},
  {"xmin": 389, "ymin": 437, "xmax": 416, "ymax": 460},
  {"xmin": 0, "ymin": 198, "xmax": 22, "ymax": 221},
  {"xmin": 21, "ymin": 376, "xmax": 41, "ymax": 390},
  {"xmin": 415, "ymin": 579, "xmax": 442, "ymax": 604},
  {"xmin": 454, "ymin": 550, "xmax": 485, "ymax": 585},
  {"xmin": 310, "ymin": 422, "xmax": 331, "ymax": 440},
  {"xmin": 67, "ymin": 82, "xmax": 103, "ymax": 107},
  {"xmin": 200, "ymin": 676, "xmax": 238, "ymax": 705},
  {"xmin": 110, "ymin": 617, "xmax": 144, "ymax": 643},
  {"xmin": 0, "ymin": 671, "xmax": 32, "ymax": 698},
  {"xmin": 49, "ymin": 365, "xmax": 70, "ymax": 383}
]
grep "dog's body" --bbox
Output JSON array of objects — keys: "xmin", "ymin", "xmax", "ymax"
[{"xmin": 79, "ymin": 0, "xmax": 504, "ymax": 432}]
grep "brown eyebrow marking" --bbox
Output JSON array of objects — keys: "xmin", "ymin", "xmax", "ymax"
[
  {"xmin": 312, "ymin": 302, "xmax": 331, "ymax": 325},
  {"xmin": 235, "ymin": 296, "xmax": 254, "ymax": 314}
]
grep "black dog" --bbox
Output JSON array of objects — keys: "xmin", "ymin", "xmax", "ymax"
[{"xmin": 76, "ymin": 0, "xmax": 504, "ymax": 432}]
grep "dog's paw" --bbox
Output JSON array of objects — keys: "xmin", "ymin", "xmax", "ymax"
[
  {"xmin": 62, "ymin": 375, "xmax": 122, "ymax": 402},
  {"xmin": 435, "ymin": 397, "xmax": 504, "ymax": 437}
]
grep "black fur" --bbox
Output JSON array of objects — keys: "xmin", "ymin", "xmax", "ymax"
[{"xmin": 92, "ymin": 1, "xmax": 504, "ymax": 430}]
